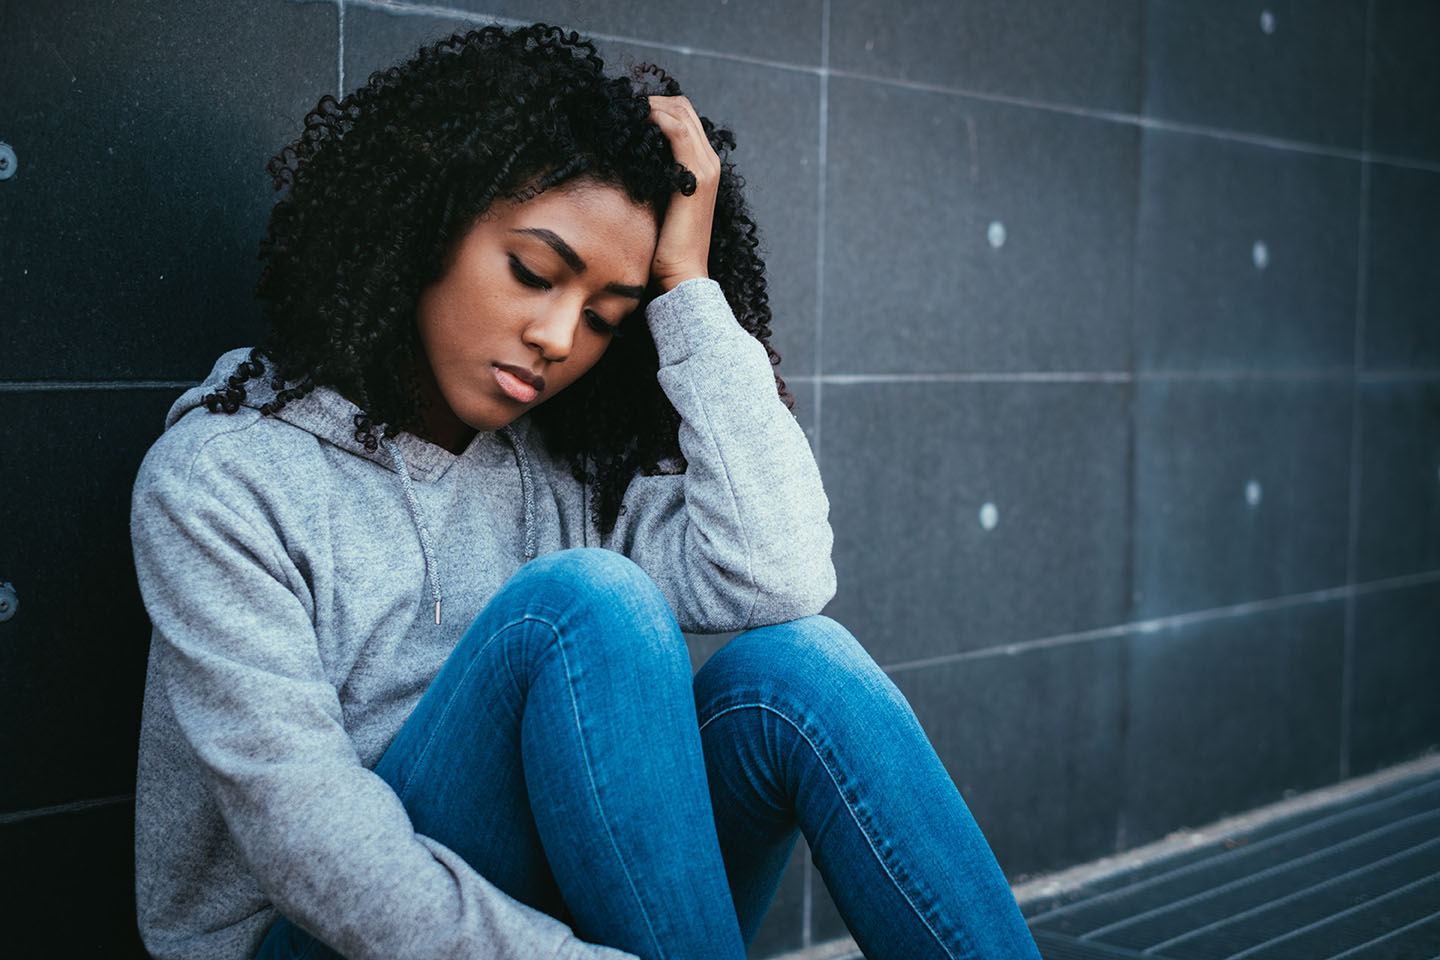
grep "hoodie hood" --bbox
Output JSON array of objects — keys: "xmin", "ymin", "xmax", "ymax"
[{"xmin": 172, "ymin": 347, "xmax": 543, "ymax": 625}]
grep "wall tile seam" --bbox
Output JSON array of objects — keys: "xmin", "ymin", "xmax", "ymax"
[
  {"xmin": 822, "ymin": 70, "xmax": 1440, "ymax": 174},
  {"xmin": 810, "ymin": 0, "xmax": 831, "ymax": 476},
  {"xmin": 0, "ymin": 381, "xmax": 198, "ymax": 392},
  {"xmin": 0, "ymin": 793, "xmax": 132, "ymax": 826},
  {"xmin": 327, "ymin": 0, "xmax": 823, "ymax": 77},
  {"xmin": 320, "ymin": 0, "xmax": 1440, "ymax": 173},
  {"xmin": 802, "ymin": 4, "xmax": 831, "ymax": 947},
  {"xmin": 878, "ymin": 568, "xmax": 1440, "ymax": 677},
  {"xmin": 337, "ymin": 0, "xmax": 346, "ymax": 96},
  {"xmin": 786, "ymin": 370, "xmax": 1440, "ymax": 385},
  {"xmin": 1340, "ymin": 0, "xmax": 1379, "ymax": 783},
  {"xmin": 7, "ymin": 368, "xmax": 1439, "ymax": 392}
]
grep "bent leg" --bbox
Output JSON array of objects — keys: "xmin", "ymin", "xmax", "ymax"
[
  {"xmin": 258, "ymin": 549, "xmax": 745, "ymax": 960},
  {"xmin": 694, "ymin": 616, "xmax": 1040, "ymax": 960}
]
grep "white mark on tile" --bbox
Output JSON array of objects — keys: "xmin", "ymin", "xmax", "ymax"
[
  {"xmin": 1252, "ymin": 240, "xmax": 1270, "ymax": 270},
  {"xmin": 979, "ymin": 502, "xmax": 999, "ymax": 530},
  {"xmin": 865, "ymin": 39, "xmax": 874, "ymax": 51},
  {"xmin": 1260, "ymin": 10, "xmax": 1276, "ymax": 35},
  {"xmin": 1245, "ymin": 479, "xmax": 1263, "ymax": 507},
  {"xmin": 987, "ymin": 221, "xmax": 1006, "ymax": 249}
]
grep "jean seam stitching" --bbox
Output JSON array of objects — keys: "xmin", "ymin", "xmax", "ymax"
[
  {"xmin": 550, "ymin": 618, "xmax": 667, "ymax": 959},
  {"xmin": 699, "ymin": 701, "xmax": 963, "ymax": 960},
  {"xmin": 395, "ymin": 614, "xmax": 541, "ymax": 801}
]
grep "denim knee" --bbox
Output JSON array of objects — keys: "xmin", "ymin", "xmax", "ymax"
[
  {"xmin": 696, "ymin": 616, "xmax": 912, "ymax": 722},
  {"xmin": 497, "ymin": 548, "xmax": 688, "ymax": 674}
]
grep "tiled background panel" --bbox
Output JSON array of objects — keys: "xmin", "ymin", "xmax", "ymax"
[
  {"xmin": 824, "ymin": 78, "xmax": 1138, "ymax": 375},
  {"xmin": 408, "ymin": 0, "xmax": 825, "ymax": 67},
  {"xmin": 822, "ymin": 381, "xmax": 1132, "ymax": 663},
  {"xmin": 342, "ymin": 7, "xmax": 822, "ymax": 376},
  {"xmin": 1132, "ymin": 379, "xmax": 1352, "ymax": 619},
  {"xmin": 1353, "ymin": 380, "xmax": 1440, "ymax": 582},
  {"xmin": 0, "ymin": 389, "xmax": 176, "ymax": 811},
  {"xmin": 1367, "ymin": 0, "xmax": 1440, "ymax": 162},
  {"xmin": 1133, "ymin": 130, "xmax": 1360, "ymax": 372},
  {"xmin": 888, "ymin": 637, "xmax": 1128, "ymax": 879},
  {"xmin": 0, "ymin": 0, "xmax": 335, "ymax": 380},
  {"xmin": 0, "ymin": 801, "xmax": 145, "ymax": 957},
  {"xmin": 1363, "ymin": 164, "xmax": 1440, "ymax": 371},
  {"xmin": 828, "ymin": 0, "xmax": 1145, "ymax": 113},
  {"xmin": 1142, "ymin": 0, "xmax": 1366, "ymax": 149},
  {"xmin": 1120, "ymin": 601, "xmax": 1346, "ymax": 847},
  {"xmin": 342, "ymin": 3, "xmax": 476, "ymax": 92},
  {"xmin": 1348, "ymin": 581, "xmax": 1440, "ymax": 776}
]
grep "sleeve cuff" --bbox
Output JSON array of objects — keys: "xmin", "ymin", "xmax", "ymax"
[{"xmin": 644, "ymin": 277, "xmax": 750, "ymax": 365}]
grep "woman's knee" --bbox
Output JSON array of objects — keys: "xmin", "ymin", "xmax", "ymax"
[
  {"xmin": 505, "ymin": 549, "xmax": 666, "ymax": 617},
  {"xmin": 496, "ymin": 548, "xmax": 687, "ymax": 673},
  {"xmin": 697, "ymin": 616, "xmax": 905, "ymax": 714}
]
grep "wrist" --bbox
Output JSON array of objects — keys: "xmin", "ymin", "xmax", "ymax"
[{"xmin": 655, "ymin": 268, "xmax": 708, "ymax": 293}]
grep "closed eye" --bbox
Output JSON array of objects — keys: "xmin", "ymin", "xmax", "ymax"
[
  {"xmin": 586, "ymin": 310, "xmax": 625, "ymax": 338},
  {"xmin": 508, "ymin": 255, "xmax": 551, "ymax": 290}
]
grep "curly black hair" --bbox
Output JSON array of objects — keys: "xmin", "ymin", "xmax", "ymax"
[{"xmin": 204, "ymin": 22, "xmax": 789, "ymax": 532}]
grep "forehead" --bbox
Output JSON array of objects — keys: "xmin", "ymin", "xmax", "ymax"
[{"xmin": 500, "ymin": 181, "xmax": 656, "ymax": 242}]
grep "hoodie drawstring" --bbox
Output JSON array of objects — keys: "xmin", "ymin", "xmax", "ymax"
[
  {"xmin": 381, "ymin": 430, "xmax": 539, "ymax": 627},
  {"xmin": 381, "ymin": 438, "xmax": 444, "ymax": 625},
  {"xmin": 501, "ymin": 426, "xmax": 539, "ymax": 562}
]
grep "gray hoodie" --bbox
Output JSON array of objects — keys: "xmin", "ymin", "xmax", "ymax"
[{"xmin": 131, "ymin": 278, "xmax": 835, "ymax": 960}]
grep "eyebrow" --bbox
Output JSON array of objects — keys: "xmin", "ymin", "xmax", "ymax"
[{"xmin": 511, "ymin": 227, "xmax": 646, "ymax": 300}]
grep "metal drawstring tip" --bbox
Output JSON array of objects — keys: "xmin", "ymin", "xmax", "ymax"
[{"xmin": 434, "ymin": 600, "xmax": 442, "ymax": 626}]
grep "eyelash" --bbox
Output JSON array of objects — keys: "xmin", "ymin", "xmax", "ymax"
[
  {"xmin": 509, "ymin": 255, "xmax": 625, "ymax": 337},
  {"xmin": 509, "ymin": 255, "xmax": 550, "ymax": 290}
]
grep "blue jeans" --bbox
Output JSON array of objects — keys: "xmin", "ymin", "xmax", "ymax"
[{"xmin": 256, "ymin": 548, "xmax": 1039, "ymax": 960}]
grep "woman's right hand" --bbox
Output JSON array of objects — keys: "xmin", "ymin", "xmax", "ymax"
[{"xmin": 647, "ymin": 95, "xmax": 721, "ymax": 293}]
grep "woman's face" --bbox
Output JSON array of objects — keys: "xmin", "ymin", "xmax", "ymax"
[{"xmin": 414, "ymin": 179, "xmax": 659, "ymax": 452}]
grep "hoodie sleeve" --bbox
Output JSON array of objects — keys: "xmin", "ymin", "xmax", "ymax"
[
  {"xmin": 601, "ymin": 278, "xmax": 836, "ymax": 632},
  {"xmin": 131, "ymin": 434, "xmax": 636, "ymax": 960}
]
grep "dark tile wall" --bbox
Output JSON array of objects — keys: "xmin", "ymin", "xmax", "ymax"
[{"xmin": 2, "ymin": 1, "xmax": 1436, "ymax": 958}]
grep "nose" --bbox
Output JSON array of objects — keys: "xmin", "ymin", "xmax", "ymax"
[{"xmin": 522, "ymin": 306, "xmax": 581, "ymax": 362}]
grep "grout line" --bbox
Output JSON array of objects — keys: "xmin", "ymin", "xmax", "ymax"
[
  {"xmin": 314, "ymin": 0, "xmax": 1440, "ymax": 173},
  {"xmin": 1341, "ymin": 0, "xmax": 1379, "ymax": 785},
  {"xmin": 804, "ymin": 9, "xmax": 828, "ymax": 942},
  {"xmin": 336, "ymin": 0, "xmax": 519, "ymax": 28},
  {"xmin": 880, "ymin": 569, "xmax": 1440, "ymax": 675},
  {"xmin": 338, "ymin": 0, "xmax": 346, "ymax": 94},
  {"xmin": 0, "ymin": 794, "xmax": 132, "ymax": 826},
  {"xmin": 0, "ymin": 380, "xmax": 198, "ymax": 392},
  {"xmin": 6, "ymin": 369, "xmax": 1439, "ymax": 394},
  {"xmin": 1116, "ymin": 4, "xmax": 1147, "ymax": 851},
  {"xmin": 784, "ymin": 368, "xmax": 1440, "ymax": 385},
  {"xmin": 811, "ymin": 0, "xmax": 829, "ymax": 470},
  {"xmin": 337, "ymin": 0, "xmax": 812, "ymax": 74},
  {"xmin": 802, "ymin": 855, "xmax": 814, "ymax": 949}
]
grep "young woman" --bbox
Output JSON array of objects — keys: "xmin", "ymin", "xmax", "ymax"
[{"xmin": 130, "ymin": 23, "xmax": 1040, "ymax": 960}]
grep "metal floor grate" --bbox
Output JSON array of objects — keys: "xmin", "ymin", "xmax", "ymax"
[{"xmin": 1022, "ymin": 769, "xmax": 1440, "ymax": 960}]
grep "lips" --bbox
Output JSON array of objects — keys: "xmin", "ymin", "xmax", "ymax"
[{"xmin": 492, "ymin": 363, "xmax": 545, "ymax": 403}]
